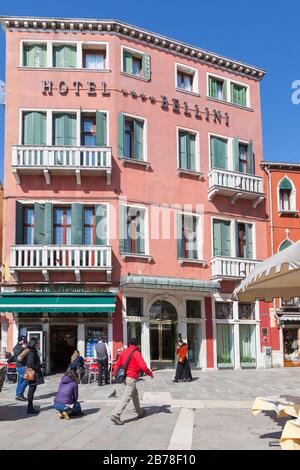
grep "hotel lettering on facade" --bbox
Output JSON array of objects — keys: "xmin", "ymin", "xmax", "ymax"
[{"xmin": 0, "ymin": 16, "xmax": 279, "ymax": 373}]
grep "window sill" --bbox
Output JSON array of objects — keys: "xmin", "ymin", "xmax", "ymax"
[
  {"xmin": 278, "ymin": 210, "xmax": 299, "ymax": 217},
  {"xmin": 120, "ymin": 71, "xmax": 150, "ymax": 82},
  {"xmin": 177, "ymin": 168, "xmax": 203, "ymax": 180},
  {"xmin": 119, "ymin": 157, "xmax": 151, "ymax": 170},
  {"xmin": 178, "ymin": 258, "xmax": 207, "ymax": 267},
  {"xmin": 175, "ymin": 87, "xmax": 200, "ymax": 97},
  {"xmin": 206, "ymin": 96, "xmax": 253, "ymax": 112},
  {"xmin": 121, "ymin": 253, "xmax": 153, "ymax": 263},
  {"xmin": 18, "ymin": 66, "xmax": 112, "ymax": 73}
]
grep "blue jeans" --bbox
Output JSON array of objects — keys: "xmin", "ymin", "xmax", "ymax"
[
  {"xmin": 53, "ymin": 402, "xmax": 82, "ymax": 416},
  {"xmin": 16, "ymin": 367, "xmax": 29, "ymax": 396}
]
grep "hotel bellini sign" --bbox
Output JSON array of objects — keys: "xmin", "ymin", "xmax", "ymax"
[{"xmin": 41, "ymin": 79, "xmax": 230, "ymax": 126}]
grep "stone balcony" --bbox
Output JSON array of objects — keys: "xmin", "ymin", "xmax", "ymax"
[
  {"xmin": 10, "ymin": 245, "xmax": 112, "ymax": 282},
  {"xmin": 12, "ymin": 145, "xmax": 112, "ymax": 185},
  {"xmin": 211, "ymin": 256, "xmax": 260, "ymax": 281},
  {"xmin": 208, "ymin": 169, "xmax": 265, "ymax": 207}
]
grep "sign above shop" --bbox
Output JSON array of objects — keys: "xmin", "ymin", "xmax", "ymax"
[
  {"xmin": 3, "ymin": 285, "xmax": 110, "ymax": 294},
  {"xmin": 41, "ymin": 80, "xmax": 230, "ymax": 126}
]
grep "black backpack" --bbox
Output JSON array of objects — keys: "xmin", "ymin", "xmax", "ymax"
[{"xmin": 114, "ymin": 350, "xmax": 136, "ymax": 384}]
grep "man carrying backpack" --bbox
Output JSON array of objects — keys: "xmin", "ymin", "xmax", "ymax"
[
  {"xmin": 95, "ymin": 337, "xmax": 110, "ymax": 386},
  {"xmin": 111, "ymin": 338, "xmax": 153, "ymax": 425}
]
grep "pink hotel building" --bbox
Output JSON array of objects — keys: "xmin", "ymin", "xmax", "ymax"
[{"xmin": 0, "ymin": 16, "xmax": 276, "ymax": 373}]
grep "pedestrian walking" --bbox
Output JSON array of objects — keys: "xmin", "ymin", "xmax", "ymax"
[
  {"xmin": 173, "ymin": 337, "xmax": 193, "ymax": 383},
  {"xmin": 53, "ymin": 364, "xmax": 83, "ymax": 419},
  {"xmin": 24, "ymin": 337, "xmax": 44, "ymax": 414},
  {"xmin": 95, "ymin": 337, "xmax": 110, "ymax": 386},
  {"xmin": 111, "ymin": 338, "xmax": 153, "ymax": 425},
  {"xmin": 13, "ymin": 335, "xmax": 29, "ymax": 401}
]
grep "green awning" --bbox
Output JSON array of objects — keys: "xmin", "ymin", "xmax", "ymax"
[
  {"xmin": 120, "ymin": 275, "xmax": 220, "ymax": 293},
  {"xmin": 0, "ymin": 293, "xmax": 117, "ymax": 313}
]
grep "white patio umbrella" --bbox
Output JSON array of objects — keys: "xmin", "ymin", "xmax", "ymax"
[{"xmin": 233, "ymin": 240, "xmax": 300, "ymax": 302}]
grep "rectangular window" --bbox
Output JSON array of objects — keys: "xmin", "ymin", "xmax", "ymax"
[
  {"xmin": 124, "ymin": 116, "xmax": 144, "ymax": 161},
  {"xmin": 210, "ymin": 136, "xmax": 228, "ymax": 169},
  {"xmin": 122, "ymin": 206, "xmax": 146, "ymax": 255},
  {"xmin": 178, "ymin": 130, "xmax": 196, "ymax": 171},
  {"xmin": 22, "ymin": 111, "xmax": 46, "ymax": 145},
  {"xmin": 122, "ymin": 48, "xmax": 151, "ymax": 80},
  {"xmin": 83, "ymin": 207, "xmax": 95, "ymax": 245},
  {"xmin": 23, "ymin": 44, "xmax": 46, "ymax": 67},
  {"xmin": 177, "ymin": 70, "xmax": 193, "ymax": 91},
  {"xmin": 53, "ymin": 113, "xmax": 77, "ymax": 146},
  {"xmin": 280, "ymin": 190, "xmax": 291, "ymax": 211},
  {"xmin": 238, "ymin": 303, "xmax": 255, "ymax": 320},
  {"xmin": 23, "ymin": 207, "xmax": 34, "ymax": 245},
  {"xmin": 217, "ymin": 324, "xmax": 234, "ymax": 368},
  {"xmin": 209, "ymin": 76, "xmax": 226, "ymax": 100},
  {"xmin": 53, "ymin": 207, "xmax": 71, "ymax": 245},
  {"xmin": 237, "ymin": 223, "xmax": 253, "ymax": 259},
  {"xmin": 83, "ymin": 48, "xmax": 106, "ymax": 69},
  {"xmin": 186, "ymin": 300, "xmax": 201, "ymax": 318},
  {"xmin": 53, "ymin": 44, "xmax": 77, "ymax": 68},
  {"xmin": 231, "ymin": 83, "xmax": 247, "ymax": 107},
  {"xmin": 178, "ymin": 214, "xmax": 199, "ymax": 260},
  {"xmin": 81, "ymin": 114, "xmax": 96, "ymax": 146},
  {"xmin": 215, "ymin": 302, "xmax": 233, "ymax": 319},
  {"xmin": 239, "ymin": 143, "xmax": 248, "ymax": 173},
  {"xmin": 187, "ymin": 323, "xmax": 201, "ymax": 367},
  {"xmin": 126, "ymin": 297, "xmax": 143, "ymax": 317},
  {"xmin": 240, "ymin": 324, "xmax": 256, "ymax": 368},
  {"xmin": 213, "ymin": 219, "xmax": 231, "ymax": 257},
  {"xmin": 127, "ymin": 322, "xmax": 142, "ymax": 348}
]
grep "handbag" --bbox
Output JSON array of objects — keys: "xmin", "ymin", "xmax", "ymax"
[
  {"xmin": 114, "ymin": 350, "xmax": 136, "ymax": 384},
  {"xmin": 24, "ymin": 368, "xmax": 36, "ymax": 382}
]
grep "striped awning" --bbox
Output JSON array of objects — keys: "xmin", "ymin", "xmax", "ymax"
[{"xmin": 0, "ymin": 293, "xmax": 117, "ymax": 313}]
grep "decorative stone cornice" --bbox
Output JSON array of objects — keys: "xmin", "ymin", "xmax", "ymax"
[
  {"xmin": 0, "ymin": 16, "xmax": 266, "ymax": 81},
  {"xmin": 261, "ymin": 161, "xmax": 300, "ymax": 171}
]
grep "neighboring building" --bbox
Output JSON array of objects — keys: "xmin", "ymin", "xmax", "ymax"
[
  {"xmin": 0, "ymin": 16, "xmax": 268, "ymax": 373},
  {"xmin": 261, "ymin": 161, "xmax": 300, "ymax": 368}
]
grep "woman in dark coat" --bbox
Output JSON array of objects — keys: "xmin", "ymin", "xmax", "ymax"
[
  {"xmin": 173, "ymin": 339, "xmax": 193, "ymax": 383},
  {"xmin": 25, "ymin": 337, "xmax": 44, "ymax": 414}
]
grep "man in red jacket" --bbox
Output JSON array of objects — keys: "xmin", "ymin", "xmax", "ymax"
[{"xmin": 111, "ymin": 338, "xmax": 153, "ymax": 425}]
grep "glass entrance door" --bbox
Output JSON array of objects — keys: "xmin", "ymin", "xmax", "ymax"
[{"xmin": 150, "ymin": 321, "xmax": 177, "ymax": 364}]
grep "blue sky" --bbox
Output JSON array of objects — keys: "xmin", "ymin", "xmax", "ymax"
[{"xmin": 0, "ymin": 0, "xmax": 299, "ymax": 183}]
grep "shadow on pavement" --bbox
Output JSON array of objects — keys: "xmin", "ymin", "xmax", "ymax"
[
  {"xmin": 122, "ymin": 405, "xmax": 172, "ymax": 424},
  {"xmin": 35, "ymin": 392, "xmax": 56, "ymax": 400},
  {"xmin": 0, "ymin": 404, "xmax": 35, "ymax": 421}
]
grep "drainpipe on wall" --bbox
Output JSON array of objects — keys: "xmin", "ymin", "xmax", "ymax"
[{"xmin": 264, "ymin": 166, "xmax": 274, "ymax": 256}]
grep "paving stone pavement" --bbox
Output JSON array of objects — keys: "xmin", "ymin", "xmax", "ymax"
[{"xmin": 0, "ymin": 368, "xmax": 299, "ymax": 450}]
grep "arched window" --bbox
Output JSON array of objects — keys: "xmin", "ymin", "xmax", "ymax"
[
  {"xmin": 279, "ymin": 177, "xmax": 294, "ymax": 212},
  {"xmin": 149, "ymin": 300, "xmax": 178, "ymax": 321},
  {"xmin": 279, "ymin": 239, "xmax": 292, "ymax": 252}
]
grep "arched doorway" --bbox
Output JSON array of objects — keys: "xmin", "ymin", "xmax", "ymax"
[{"xmin": 149, "ymin": 300, "xmax": 178, "ymax": 365}]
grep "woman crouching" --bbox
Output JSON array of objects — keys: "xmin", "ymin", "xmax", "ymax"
[{"xmin": 53, "ymin": 364, "xmax": 83, "ymax": 419}]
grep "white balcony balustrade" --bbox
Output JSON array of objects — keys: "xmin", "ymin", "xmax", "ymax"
[
  {"xmin": 10, "ymin": 245, "xmax": 112, "ymax": 282},
  {"xmin": 211, "ymin": 256, "xmax": 260, "ymax": 280},
  {"xmin": 12, "ymin": 145, "xmax": 112, "ymax": 185},
  {"xmin": 208, "ymin": 169, "xmax": 265, "ymax": 207}
]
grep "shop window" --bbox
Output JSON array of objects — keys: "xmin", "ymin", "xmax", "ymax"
[
  {"xmin": 238, "ymin": 303, "xmax": 255, "ymax": 320},
  {"xmin": 217, "ymin": 324, "xmax": 234, "ymax": 368},
  {"xmin": 126, "ymin": 297, "xmax": 143, "ymax": 317},
  {"xmin": 85, "ymin": 327, "xmax": 108, "ymax": 358},
  {"xmin": 187, "ymin": 323, "xmax": 201, "ymax": 368},
  {"xmin": 215, "ymin": 302, "xmax": 233, "ymax": 319},
  {"xmin": 239, "ymin": 324, "xmax": 256, "ymax": 368},
  {"xmin": 186, "ymin": 300, "xmax": 201, "ymax": 318},
  {"xmin": 127, "ymin": 322, "xmax": 142, "ymax": 348}
]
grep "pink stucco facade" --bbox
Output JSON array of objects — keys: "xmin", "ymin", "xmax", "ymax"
[{"xmin": 0, "ymin": 18, "xmax": 268, "ymax": 372}]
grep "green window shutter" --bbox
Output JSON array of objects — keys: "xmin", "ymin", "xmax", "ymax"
[
  {"xmin": 279, "ymin": 239, "xmax": 292, "ymax": 252},
  {"xmin": 209, "ymin": 77, "xmax": 217, "ymax": 98},
  {"xmin": 95, "ymin": 204, "xmax": 107, "ymax": 246},
  {"xmin": 187, "ymin": 134, "xmax": 196, "ymax": 171},
  {"xmin": 245, "ymin": 224, "xmax": 253, "ymax": 259},
  {"xmin": 44, "ymin": 203, "xmax": 53, "ymax": 245},
  {"xmin": 53, "ymin": 45, "xmax": 76, "ymax": 68},
  {"xmin": 279, "ymin": 177, "xmax": 293, "ymax": 190},
  {"xmin": 222, "ymin": 221, "xmax": 231, "ymax": 257},
  {"xmin": 54, "ymin": 114, "xmax": 76, "ymax": 146},
  {"xmin": 65, "ymin": 45, "xmax": 77, "ymax": 68},
  {"xmin": 119, "ymin": 205, "xmax": 127, "ymax": 253},
  {"xmin": 23, "ymin": 44, "xmax": 46, "ymax": 67},
  {"xmin": 231, "ymin": 83, "xmax": 235, "ymax": 104},
  {"xmin": 213, "ymin": 220, "xmax": 222, "ymax": 257},
  {"xmin": 23, "ymin": 112, "xmax": 46, "ymax": 145},
  {"xmin": 142, "ymin": 54, "xmax": 151, "ymax": 80},
  {"xmin": 231, "ymin": 83, "xmax": 247, "ymax": 106},
  {"xmin": 136, "ymin": 210, "xmax": 145, "ymax": 254},
  {"xmin": 123, "ymin": 51, "xmax": 133, "ymax": 73},
  {"xmin": 222, "ymin": 81, "xmax": 227, "ymax": 101},
  {"xmin": 177, "ymin": 213, "xmax": 184, "ymax": 259},
  {"xmin": 71, "ymin": 203, "xmax": 83, "ymax": 245},
  {"xmin": 232, "ymin": 138, "xmax": 240, "ymax": 172},
  {"xmin": 33, "ymin": 203, "xmax": 45, "ymax": 245},
  {"xmin": 16, "ymin": 202, "xmax": 24, "ymax": 244},
  {"xmin": 118, "ymin": 113, "xmax": 124, "ymax": 157},
  {"xmin": 247, "ymin": 140, "xmax": 254, "ymax": 174},
  {"xmin": 211, "ymin": 137, "xmax": 227, "ymax": 169},
  {"xmin": 133, "ymin": 119, "xmax": 144, "ymax": 161},
  {"xmin": 179, "ymin": 132, "xmax": 188, "ymax": 170},
  {"xmin": 95, "ymin": 112, "xmax": 107, "ymax": 147}
]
